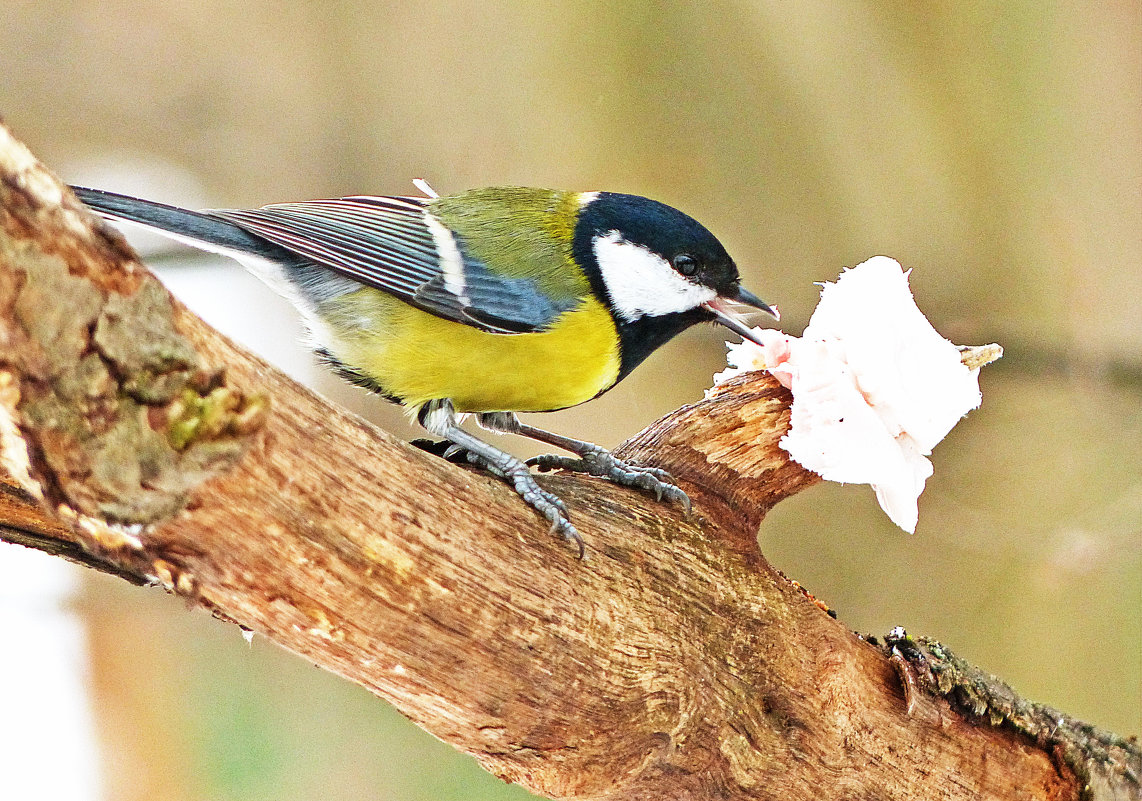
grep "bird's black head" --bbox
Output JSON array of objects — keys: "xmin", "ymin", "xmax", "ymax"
[
  {"xmin": 572, "ymin": 192, "xmax": 742, "ymax": 308},
  {"xmin": 572, "ymin": 192, "xmax": 774, "ymax": 379}
]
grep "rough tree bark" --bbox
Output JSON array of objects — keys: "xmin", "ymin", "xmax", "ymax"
[{"xmin": 0, "ymin": 123, "xmax": 1137, "ymax": 800}]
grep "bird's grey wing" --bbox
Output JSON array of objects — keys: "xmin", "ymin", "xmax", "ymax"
[{"xmin": 209, "ymin": 197, "xmax": 574, "ymax": 334}]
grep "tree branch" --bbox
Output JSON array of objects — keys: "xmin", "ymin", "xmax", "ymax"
[{"xmin": 1, "ymin": 123, "xmax": 1136, "ymax": 800}]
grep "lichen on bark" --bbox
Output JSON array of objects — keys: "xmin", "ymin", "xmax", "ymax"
[{"xmin": 0, "ymin": 146, "xmax": 267, "ymax": 525}]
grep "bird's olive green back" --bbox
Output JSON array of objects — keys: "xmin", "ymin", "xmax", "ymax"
[{"xmin": 429, "ymin": 187, "xmax": 592, "ymax": 301}]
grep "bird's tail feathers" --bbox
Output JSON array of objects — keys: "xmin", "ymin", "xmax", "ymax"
[{"xmin": 70, "ymin": 186, "xmax": 292, "ymax": 262}]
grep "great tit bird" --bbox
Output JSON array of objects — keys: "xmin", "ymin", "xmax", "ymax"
[{"xmin": 71, "ymin": 184, "xmax": 776, "ymax": 553}]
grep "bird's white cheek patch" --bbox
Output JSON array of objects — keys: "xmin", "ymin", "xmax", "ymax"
[{"xmin": 593, "ymin": 231, "xmax": 716, "ymax": 322}]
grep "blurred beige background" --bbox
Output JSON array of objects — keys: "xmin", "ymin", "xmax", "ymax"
[{"xmin": 2, "ymin": 2, "xmax": 1139, "ymax": 799}]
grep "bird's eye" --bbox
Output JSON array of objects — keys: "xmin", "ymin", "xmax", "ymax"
[{"xmin": 673, "ymin": 254, "xmax": 699, "ymax": 276}]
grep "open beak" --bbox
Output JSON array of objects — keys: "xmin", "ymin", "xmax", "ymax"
[{"xmin": 703, "ymin": 285, "xmax": 779, "ymax": 347}]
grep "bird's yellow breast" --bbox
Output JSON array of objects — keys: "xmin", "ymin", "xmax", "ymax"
[{"xmin": 319, "ymin": 289, "xmax": 622, "ymax": 413}]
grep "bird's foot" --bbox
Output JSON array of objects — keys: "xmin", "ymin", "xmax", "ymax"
[
  {"xmin": 426, "ymin": 441, "xmax": 583, "ymax": 557},
  {"xmin": 528, "ymin": 445, "xmax": 691, "ymax": 515}
]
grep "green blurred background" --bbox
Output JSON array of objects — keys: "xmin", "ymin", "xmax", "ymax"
[{"xmin": 3, "ymin": 2, "xmax": 1139, "ymax": 799}]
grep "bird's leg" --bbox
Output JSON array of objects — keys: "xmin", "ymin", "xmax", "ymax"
[
  {"xmin": 475, "ymin": 413, "xmax": 691, "ymax": 515},
  {"xmin": 417, "ymin": 400, "xmax": 583, "ymax": 556}
]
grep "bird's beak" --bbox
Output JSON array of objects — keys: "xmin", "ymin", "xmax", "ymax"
[
  {"xmin": 703, "ymin": 285, "xmax": 779, "ymax": 347},
  {"xmin": 731, "ymin": 285, "xmax": 780, "ymax": 321}
]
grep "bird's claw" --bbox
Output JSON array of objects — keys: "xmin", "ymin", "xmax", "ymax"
[
  {"xmin": 527, "ymin": 448, "xmax": 692, "ymax": 515},
  {"xmin": 513, "ymin": 470, "xmax": 581, "ymax": 556},
  {"xmin": 453, "ymin": 448, "xmax": 579, "ymax": 554},
  {"xmin": 423, "ymin": 438, "xmax": 684, "ymax": 557},
  {"xmin": 549, "ymin": 517, "xmax": 585, "ymax": 559},
  {"xmin": 527, "ymin": 453, "xmax": 578, "ymax": 473}
]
